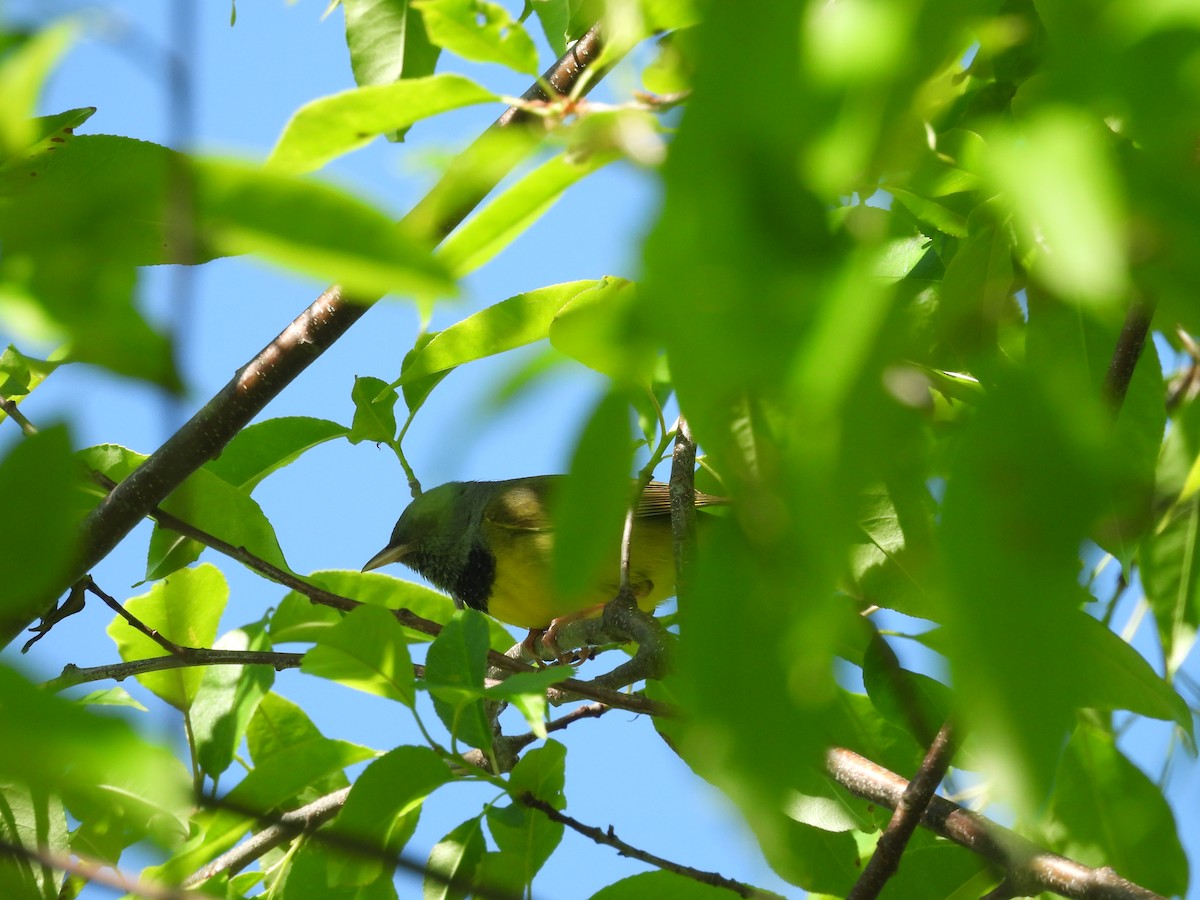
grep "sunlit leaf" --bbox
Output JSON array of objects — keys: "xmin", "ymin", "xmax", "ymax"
[
  {"xmin": 105, "ymin": 564, "xmax": 229, "ymax": 711},
  {"xmin": 268, "ymin": 74, "xmax": 495, "ymax": 173},
  {"xmin": 301, "ymin": 604, "xmax": 416, "ymax": 705},
  {"xmin": 414, "ymin": 0, "xmax": 539, "ymax": 75}
]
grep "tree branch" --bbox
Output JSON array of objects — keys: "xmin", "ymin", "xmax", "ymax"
[
  {"xmin": 0, "ymin": 837, "xmax": 210, "ymax": 900},
  {"xmin": 8, "ymin": 25, "xmax": 612, "ymax": 652},
  {"xmin": 1103, "ymin": 293, "xmax": 1156, "ymax": 413},
  {"xmin": 825, "ymin": 746, "xmax": 1164, "ymax": 900},
  {"xmin": 43, "ymin": 647, "xmax": 305, "ymax": 693},
  {"xmin": 517, "ymin": 793, "xmax": 766, "ymax": 898},
  {"xmin": 846, "ymin": 721, "xmax": 957, "ymax": 900}
]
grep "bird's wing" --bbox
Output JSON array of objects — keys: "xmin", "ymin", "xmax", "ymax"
[
  {"xmin": 635, "ymin": 481, "xmax": 727, "ymax": 518},
  {"xmin": 482, "ymin": 477, "xmax": 559, "ymax": 533}
]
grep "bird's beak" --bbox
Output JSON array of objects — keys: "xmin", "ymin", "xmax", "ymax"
[{"xmin": 361, "ymin": 542, "xmax": 410, "ymax": 573}]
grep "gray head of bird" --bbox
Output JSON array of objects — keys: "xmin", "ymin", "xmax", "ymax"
[{"xmin": 361, "ymin": 481, "xmax": 474, "ymax": 578}]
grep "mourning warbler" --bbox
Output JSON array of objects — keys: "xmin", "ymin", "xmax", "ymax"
[{"xmin": 361, "ymin": 476, "xmax": 723, "ymax": 630}]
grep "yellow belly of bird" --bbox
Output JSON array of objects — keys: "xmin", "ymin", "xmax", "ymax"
[{"xmin": 484, "ymin": 520, "xmax": 678, "ymax": 629}]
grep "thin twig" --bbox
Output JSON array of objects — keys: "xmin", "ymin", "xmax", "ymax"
[
  {"xmin": 85, "ymin": 576, "xmax": 186, "ymax": 655},
  {"xmin": 669, "ymin": 416, "xmax": 697, "ymax": 593},
  {"xmin": 1103, "ymin": 293, "xmax": 1156, "ymax": 413},
  {"xmin": 847, "ymin": 721, "xmax": 957, "ymax": 900},
  {"xmin": 825, "ymin": 746, "xmax": 1164, "ymax": 900},
  {"xmin": 43, "ymin": 648, "xmax": 305, "ymax": 693},
  {"xmin": 0, "ymin": 836, "xmax": 211, "ymax": 900},
  {"xmin": 517, "ymin": 793, "xmax": 765, "ymax": 898},
  {"xmin": 0, "ymin": 397, "xmax": 38, "ymax": 436}
]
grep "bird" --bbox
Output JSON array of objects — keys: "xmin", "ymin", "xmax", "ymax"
[{"xmin": 361, "ymin": 476, "xmax": 724, "ymax": 648}]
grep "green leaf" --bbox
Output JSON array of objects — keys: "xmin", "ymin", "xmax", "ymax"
[
  {"xmin": 349, "ymin": 375, "xmax": 400, "ymax": 444},
  {"xmin": 486, "ymin": 741, "xmax": 566, "ymax": 886},
  {"xmin": 984, "ymin": 109, "xmax": 1127, "ymax": 309},
  {"xmin": 425, "ymin": 816, "xmax": 486, "ymax": 900},
  {"xmin": 105, "ymin": 564, "xmax": 229, "ymax": 711},
  {"xmin": 0, "ymin": 663, "xmax": 189, "ymax": 858},
  {"xmin": 424, "ymin": 609, "xmax": 492, "ymax": 751},
  {"xmin": 438, "ymin": 150, "xmax": 618, "ymax": 277},
  {"xmin": 74, "ymin": 686, "xmax": 147, "ymax": 711},
  {"xmin": 273, "ymin": 571, "xmax": 492, "ymax": 648},
  {"xmin": 552, "ymin": 389, "xmax": 634, "ymax": 601},
  {"xmin": 275, "ymin": 843, "xmax": 399, "ymax": 900},
  {"xmin": 191, "ymin": 622, "xmax": 276, "ymax": 779},
  {"xmin": 589, "ymin": 870, "xmax": 738, "ymax": 900},
  {"xmin": 0, "ymin": 344, "xmax": 60, "ymax": 403},
  {"xmin": 1046, "ymin": 721, "xmax": 1188, "ymax": 897},
  {"xmin": 329, "ymin": 745, "xmax": 453, "ymax": 885},
  {"xmin": 0, "ymin": 425, "xmax": 83, "ymax": 645},
  {"xmin": 206, "ymin": 416, "xmax": 349, "ymax": 491},
  {"xmin": 1065, "ymin": 611, "xmax": 1190, "ymax": 732},
  {"xmin": 400, "ymin": 332, "xmax": 452, "ymax": 414},
  {"xmin": 396, "ymin": 280, "xmax": 597, "ymax": 385},
  {"xmin": 301, "ymin": 604, "xmax": 416, "ymax": 705},
  {"xmin": 343, "ymin": 0, "xmax": 441, "ymax": 91},
  {"xmin": 192, "ymin": 157, "xmax": 456, "ymax": 300},
  {"xmin": 272, "ymin": 570, "xmax": 515, "ymax": 649},
  {"xmin": 0, "ymin": 21, "xmax": 76, "ymax": 160},
  {"xmin": 861, "ymin": 639, "xmax": 952, "ymax": 745},
  {"xmin": 1141, "ymin": 395, "xmax": 1200, "ymax": 671},
  {"xmin": 82, "ymin": 444, "xmax": 295, "ymax": 582},
  {"xmin": 526, "ymin": 0, "xmax": 569, "ymax": 57},
  {"xmin": 0, "ymin": 783, "xmax": 67, "ymax": 900},
  {"xmin": 267, "ymin": 74, "xmax": 495, "ymax": 174},
  {"xmin": 484, "ymin": 667, "xmax": 574, "ymax": 738},
  {"xmin": 548, "ymin": 276, "xmax": 654, "ymax": 380},
  {"xmin": 414, "ymin": 0, "xmax": 539, "ymax": 75}
]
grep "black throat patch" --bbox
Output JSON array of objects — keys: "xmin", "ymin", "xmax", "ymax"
[{"xmin": 453, "ymin": 542, "xmax": 495, "ymax": 614}]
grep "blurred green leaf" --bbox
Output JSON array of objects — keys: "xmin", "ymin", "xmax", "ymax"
[
  {"xmin": 0, "ymin": 663, "xmax": 189, "ymax": 859},
  {"xmin": 0, "ymin": 783, "xmax": 67, "ymax": 900},
  {"xmin": 301, "ymin": 604, "xmax": 416, "ymax": 705},
  {"xmin": 0, "ymin": 425, "xmax": 82, "ymax": 644},
  {"xmin": 549, "ymin": 276, "xmax": 654, "ymax": 381},
  {"xmin": 267, "ymin": 74, "xmax": 494, "ymax": 173},
  {"xmin": 105, "ymin": 564, "xmax": 228, "ymax": 711},
  {"xmin": 424, "ymin": 609, "xmax": 492, "ymax": 751},
  {"xmin": 590, "ymin": 871, "xmax": 747, "ymax": 899},
  {"xmin": 0, "ymin": 20, "xmax": 75, "ymax": 160},
  {"xmin": 414, "ymin": 0, "xmax": 539, "ymax": 75},
  {"xmin": 552, "ymin": 389, "xmax": 634, "ymax": 601},
  {"xmin": 193, "ymin": 157, "xmax": 456, "ymax": 299},
  {"xmin": 0, "ymin": 344, "xmax": 59, "ymax": 403},
  {"xmin": 191, "ymin": 621, "xmax": 275, "ymax": 779},
  {"xmin": 438, "ymin": 150, "xmax": 618, "ymax": 277},
  {"xmin": 984, "ymin": 110, "xmax": 1127, "ymax": 308},
  {"xmin": 329, "ymin": 745, "xmax": 453, "ymax": 885},
  {"xmin": 425, "ymin": 815, "xmax": 486, "ymax": 900}
]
